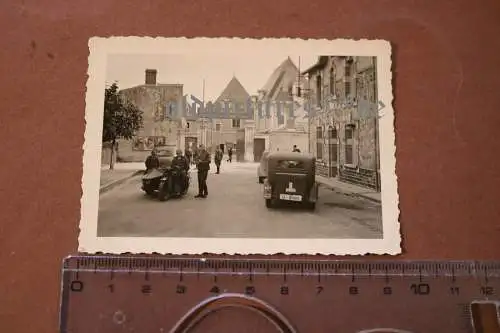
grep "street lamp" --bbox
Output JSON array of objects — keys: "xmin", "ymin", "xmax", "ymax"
[{"xmin": 199, "ymin": 119, "xmax": 205, "ymax": 146}]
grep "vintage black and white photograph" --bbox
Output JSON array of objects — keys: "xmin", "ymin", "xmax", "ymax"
[{"xmin": 79, "ymin": 37, "xmax": 399, "ymax": 254}]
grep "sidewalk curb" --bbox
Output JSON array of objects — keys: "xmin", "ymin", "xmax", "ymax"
[
  {"xmin": 100, "ymin": 170, "xmax": 144, "ymax": 194},
  {"xmin": 316, "ymin": 178, "xmax": 381, "ymax": 204}
]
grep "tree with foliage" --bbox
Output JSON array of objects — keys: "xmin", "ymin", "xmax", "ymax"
[{"xmin": 103, "ymin": 82, "xmax": 143, "ymax": 169}]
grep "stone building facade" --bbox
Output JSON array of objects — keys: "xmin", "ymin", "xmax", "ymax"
[
  {"xmin": 116, "ymin": 69, "xmax": 184, "ymax": 162},
  {"xmin": 302, "ymin": 56, "xmax": 380, "ymax": 190}
]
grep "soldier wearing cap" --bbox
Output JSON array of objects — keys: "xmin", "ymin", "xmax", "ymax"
[
  {"xmin": 195, "ymin": 144, "xmax": 211, "ymax": 198},
  {"xmin": 172, "ymin": 149, "xmax": 189, "ymax": 170},
  {"xmin": 171, "ymin": 149, "xmax": 189, "ymax": 193},
  {"xmin": 145, "ymin": 149, "xmax": 160, "ymax": 172}
]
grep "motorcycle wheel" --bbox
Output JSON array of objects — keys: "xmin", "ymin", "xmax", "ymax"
[{"xmin": 158, "ymin": 179, "xmax": 171, "ymax": 202}]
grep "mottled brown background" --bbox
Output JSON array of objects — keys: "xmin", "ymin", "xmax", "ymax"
[{"xmin": 1, "ymin": 0, "xmax": 500, "ymax": 332}]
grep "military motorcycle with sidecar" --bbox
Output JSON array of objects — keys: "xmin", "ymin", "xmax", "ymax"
[
  {"xmin": 141, "ymin": 145, "xmax": 190, "ymax": 201},
  {"xmin": 141, "ymin": 165, "xmax": 190, "ymax": 201}
]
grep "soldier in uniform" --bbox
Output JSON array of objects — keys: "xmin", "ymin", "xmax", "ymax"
[
  {"xmin": 214, "ymin": 147, "xmax": 223, "ymax": 174},
  {"xmin": 145, "ymin": 149, "xmax": 160, "ymax": 171},
  {"xmin": 195, "ymin": 144, "xmax": 211, "ymax": 198},
  {"xmin": 171, "ymin": 149, "xmax": 189, "ymax": 193}
]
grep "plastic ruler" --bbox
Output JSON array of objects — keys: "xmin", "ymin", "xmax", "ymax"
[{"xmin": 59, "ymin": 256, "xmax": 500, "ymax": 333}]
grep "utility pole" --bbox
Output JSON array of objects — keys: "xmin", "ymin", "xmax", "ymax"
[{"xmin": 201, "ymin": 79, "xmax": 206, "ymax": 147}]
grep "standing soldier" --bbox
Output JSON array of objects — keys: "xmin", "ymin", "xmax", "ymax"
[
  {"xmin": 171, "ymin": 149, "xmax": 190, "ymax": 194},
  {"xmin": 214, "ymin": 147, "xmax": 223, "ymax": 174},
  {"xmin": 195, "ymin": 144, "xmax": 211, "ymax": 198},
  {"xmin": 227, "ymin": 146, "xmax": 233, "ymax": 163}
]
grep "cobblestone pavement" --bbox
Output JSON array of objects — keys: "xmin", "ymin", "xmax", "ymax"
[{"xmin": 97, "ymin": 163, "xmax": 383, "ymax": 238}]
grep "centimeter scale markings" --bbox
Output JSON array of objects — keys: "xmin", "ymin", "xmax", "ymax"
[{"xmin": 60, "ymin": 256, "xmax": 500, "ymax": 333}]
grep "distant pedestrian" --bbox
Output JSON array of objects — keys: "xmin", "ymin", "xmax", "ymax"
[
  {"xmin": 145, "ymin": 150, "xmax": 160, "ymax": 171},
  {"xmin": 227, "ymin": 147, "xmax": 233, "ymax": 163},
  {"xmin": 214, "ymin": 147, "xmax": 223, "ymax": 174},
  {"xmin": 292, "ymin": 145, "xmax": 301, "ymax": 153},
  {"xmin": 195, "ymin": 144, "xmax": 211, "ymax": 198}
]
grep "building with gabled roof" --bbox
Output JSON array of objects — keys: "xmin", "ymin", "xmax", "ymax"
[
  {"xmin": 252, "ymin": 57, "xmax": 309, "ymax": 161},
  {"xmin": 183, "ymin": 76, "xmax": 254, "ymax": 161},
  {"xmin": 215, "ymin": 76, "xmax": 250, "ymax": 104},
  {"xmin": 260, "ymin": 57, "xmax": 298, "ymax": 100}
]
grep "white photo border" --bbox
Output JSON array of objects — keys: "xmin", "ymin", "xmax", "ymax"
[{"xmin": 78, "ymin": 37, "xmax": 400, "ymax": 255}]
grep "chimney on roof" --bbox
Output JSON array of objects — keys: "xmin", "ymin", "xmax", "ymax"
[{"xmin": 145, "ymin": 69, "xmax": 157, "ymax": 85}]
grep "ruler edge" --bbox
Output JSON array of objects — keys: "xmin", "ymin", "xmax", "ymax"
[
  {"xmin": 58, "ymin": 256, "xmax": 500, "ymax": 333},
  {"xmin": 60, "ymin": 255, "xmax": 500, "ymax": 278},
  {"xmin": 61, "ymin": 255, "xmax": 500, "ymax": 267}
]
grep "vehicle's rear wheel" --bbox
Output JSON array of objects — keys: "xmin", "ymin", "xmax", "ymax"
[{"xmin": 258, "ymin": 177, "xmax": 264, "ymax": 184}]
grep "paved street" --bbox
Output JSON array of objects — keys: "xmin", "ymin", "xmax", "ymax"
[{"xmin": 97, "ymin": 162, "xmax": 383, "ymax": 239}]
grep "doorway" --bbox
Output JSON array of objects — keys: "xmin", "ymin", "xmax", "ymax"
[
  {"xmin": 219, "ymin": 143, "xmax": 225, "ymax": 153},
  {"xmin": 236, "ymin": 139, "xmax": 245, "ymax": 162},
  {"xmin": 253, "ymin": 138, "xmax": 266, "ymax": 162}
]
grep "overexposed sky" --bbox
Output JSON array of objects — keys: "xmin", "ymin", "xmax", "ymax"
[{"xmin": 105, "ymin": 54, "xmax": 318, "ymax": 102}]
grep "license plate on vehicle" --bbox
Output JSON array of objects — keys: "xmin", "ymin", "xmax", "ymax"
[{"xmin": 279, "ymin": 194, "xmax": 302, "ymax": 201}]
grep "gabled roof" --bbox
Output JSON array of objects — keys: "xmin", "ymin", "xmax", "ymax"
[
  {"xmin": 301, "ymin": 56, "xmax": 329, "ymax": 75},
  {"xmin": 261, "ymin": 57, "xmax": 299, "ymax": 100},
  {"xmin": 215, "ymin": 76, "xmax": 250, "ymax": 103}
]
